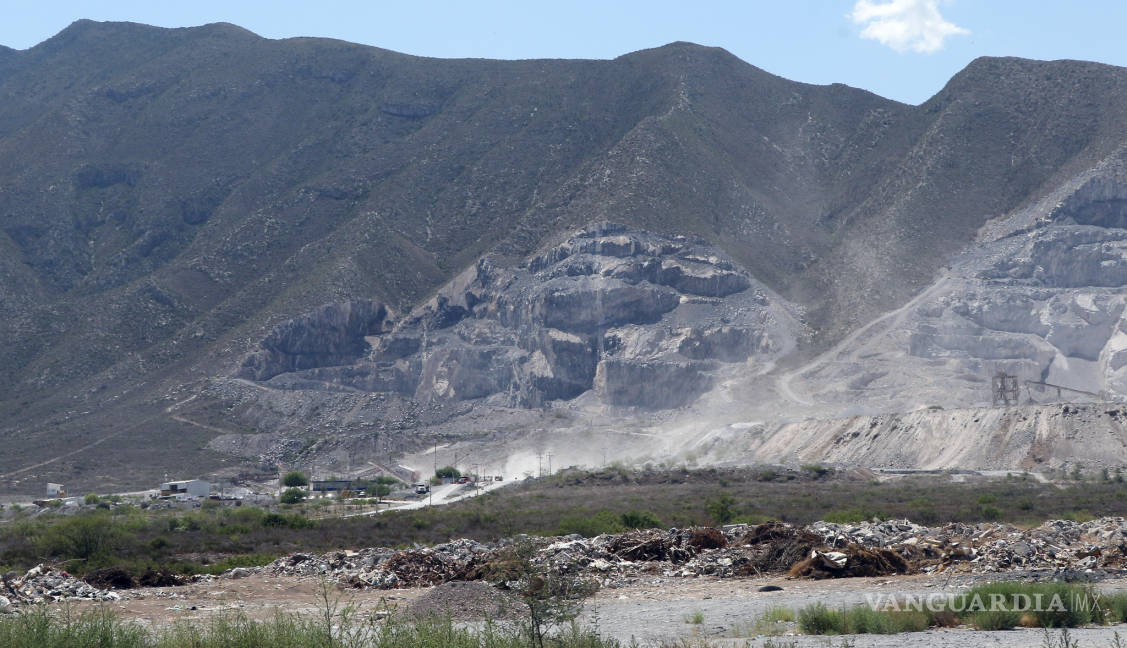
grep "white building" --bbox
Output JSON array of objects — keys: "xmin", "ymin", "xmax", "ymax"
[
  {"xmin": 159, "ymin": 479, "xmax": 210, "ymax": 498},
  {"xmin": 46, "ymin": 483, "xmax": 66, "ymax": 497}
]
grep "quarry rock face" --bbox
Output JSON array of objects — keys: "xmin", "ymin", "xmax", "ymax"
[
  {"xmin": 782, "ymin": 152, "xmax": 1127, "ymax": 416},
  {"xmin": 239, "ymin": 224, "xmax": 804, "ymax": 411},
  {"xmin": 238, "ymin": 301, "xmax": 390, "ymax": 381}
]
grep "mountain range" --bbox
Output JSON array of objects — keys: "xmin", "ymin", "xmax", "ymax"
[{"xmin": 3, "ymin": 20, "xmax": 1127, "ymax": 491}]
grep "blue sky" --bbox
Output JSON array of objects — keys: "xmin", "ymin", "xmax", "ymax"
[{"xmin": 3, "ymin": 1, "xmax": 1126, "ymax": 105}]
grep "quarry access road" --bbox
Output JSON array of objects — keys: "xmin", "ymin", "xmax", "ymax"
[
  {"xmin": 339, "ymin": 479, "xmax": 511, "ymax": 517},
  {"xmin": 776, "ymin": 270, "xmax": 953, "ymax": 410}
]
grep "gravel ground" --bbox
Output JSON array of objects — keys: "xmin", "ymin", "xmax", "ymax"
[
  {"xmin": 582, "ymin": 573, "xmax": 1127, "ymax": 647},
  {"xmin": 406, "ymin": 580, "xmax": 520, "ymax": 620},
  {"xmin": 63, "ymin": 571, "xmax": 1127, "ymax": 647}
]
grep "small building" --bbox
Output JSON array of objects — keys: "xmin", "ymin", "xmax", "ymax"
[
  {"xmin": 46, "ymin": 483, "xmax": 66, "ymax": 498},
  {"xmin": 311, "ymin": 479, "xmax": 352, "ymax": 494},
  {"xmin": 160, "ymin": 479, "xmax": 210, "ymax": 498}
]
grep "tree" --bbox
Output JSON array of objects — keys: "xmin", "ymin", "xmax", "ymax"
[
  {"xmin": 490, "ymin": 539, "xmax": 598, "ymax": 648},
  {"xmin": 280, "ymin": 487, "xmax": 307, "ymax": 504},
  {"xmin": 369, "ymin": 483, "xmax": 392, "ymax": 503},
  {"xmin": 282, "ymin": 471, "xmax": 309, "ymax": 487},
  {"xmin": 435, "ymin": 466, "xmax": 461, "ymax": 479}
]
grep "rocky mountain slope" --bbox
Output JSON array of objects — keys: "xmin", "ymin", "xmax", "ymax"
[{"xmin": 4, "ymin": 21, "xmax": 1127, "ymax": 490}]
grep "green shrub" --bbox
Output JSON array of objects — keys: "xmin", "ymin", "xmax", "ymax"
[
  {"xmin": 705, "ymin": 495, "xmax": 738, "ymax": 525},
  {"xmin": 279, "ymin": 488, "xmax": 306, "ymax": 505},
  {"xmin": 203, "ymin": 554, "xmax": 277, "ymax": 576},
  {"xmin": 822, "ymin": 508, "xmax": 876, "ymax": 524},
  {"xmin": 620, "ymin": 510, "xmax": 662, "ymax": 529},
  {"xmin": 841, "ymin": 605, "xmax": 895, "ymax": 634},
  {"xmin": 751, "ymin": 606, "xmax": 796, "ymax": 635},
  {"xmin": 797, "ymin": 603, "xmax": 844, "ymax": 635},
  {"xmin": 84, "ymin": 493, "xmax": 101, "ymax": 506},
  {"xmin": 800, "ymin": 464, "xmax": 832, "ymax": 479},
  {"xmin": 281, "ymin": 472, "xmax": 309, "ymax": 488},
  {"xmin": 35, "ymin": 511, "xmax": 121, "ymax": 563},
  {"xmin": 1103, "ymin": 591, "xmax": 1127, "ymax": 624},
  {"xmin": 435, "ymin": 466, "xmax": 461, "ymax": 479},
  {"xmin": 556, "ymin": 510, "xmax": 624, "ymax": 537},
  {"xmin": 261, "ymin": 512, "xmax": 313, "ymax": 529},
  {"xmin": 950, "ymin": 582, "xmax": 1100, "ymax": 630}
]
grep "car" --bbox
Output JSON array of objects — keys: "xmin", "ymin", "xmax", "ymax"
[{"xmin": 457, "ymin": 476, "xmax": 470, "ymax": 484}]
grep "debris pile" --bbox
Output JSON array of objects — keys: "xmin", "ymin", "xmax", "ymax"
[
  {"xmin": 265, "ymin": 539, "xmax": 495, "ymax": 589},
  {"xmin": 233, "ymin": 517, "xmax": 1127, "ymax": 591},
  {"xmin": 0, "ymin": 565, "xmax": 121, "ymax": 610},
  {"xmin": 809, "ymin": 517, "xmax": 1127, "ymax": 574}
]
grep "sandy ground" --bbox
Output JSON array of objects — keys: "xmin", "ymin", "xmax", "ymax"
[{"xmin": 62, "ymin": 571, "xmax": 1127, "ymax": 647}]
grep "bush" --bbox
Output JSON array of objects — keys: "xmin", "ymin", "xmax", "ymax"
[
  {"xmin": 620, "ymin": 510, "xmax": 663, "ymax": 529},
  {"xmin": 952, "ymin": 582, "xmax": 1100, "ymax": 630},
  {"xmin": 556, "ymin": 510, "xmax": 624, "ymax": 537},
  {"xmin": 435, "ymin": 466, "xmax": 461, "ymax": 479},
  {"xmin": 797, "ymin": 603, "xmax": 844, "ymax": 635},
  {"xmin": 1103, "ymin": 591, "xmax": 1127, "ymax": 623},
  {"xmin": 369, "ymin": 483, "xmax": 392, "ymax": 502},
  {"xmin": 281, "ymin": 471, "xmax": 309, "ymax": 488},
  {"xmin": 822, "ymin": 508, "xmax": 878, "ymax": 524},
  {"xmin": 705, "ymin": 495, "xmax": 737, "ymax": 525},
  {"xmin": 261, "ymin": 512, "xmax": 313, "ymax": 529},
  {"xmin": 800, "ymin": 464, "xmax": 832, "ymax": 479},
  {"xmin": 84, "ymin": 493, "xmax": 100, "ymax": 506},
  {"xmin": 36, "ymin": 512, "xmax": 120, "ymax": 563},
  {"xmin": 279, "ymin": 488, "xmax": 307, "ymax": 505},
  {"xmin": 752, "ymin": 606, "xmax": 796, "ymax": 635}
]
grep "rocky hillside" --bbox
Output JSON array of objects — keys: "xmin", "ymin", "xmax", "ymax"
[
  {"xmin": 4, "ymin": 21, "xmax": 1127, "ymax": 490},
  {"xmin": 240, "ymin": 223, "xmax": 801, "ymax": 410}
]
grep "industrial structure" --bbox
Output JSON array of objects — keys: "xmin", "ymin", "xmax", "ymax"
[{"xmin": 159, "ymin": 479, "xmax": 210, "ymax": 499}]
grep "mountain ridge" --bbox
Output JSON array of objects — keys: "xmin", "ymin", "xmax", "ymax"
[{"xmin": 3, "ymin": 22, "xmax": 1127, "ymax": 490}]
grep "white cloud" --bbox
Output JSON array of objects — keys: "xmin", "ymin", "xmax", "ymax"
[{"xmin": 851, "ymin": 0, "xmax": 969, "ymax": 53}]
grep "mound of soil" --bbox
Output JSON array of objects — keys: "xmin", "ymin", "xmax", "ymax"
[
  {"xmin": 406, "ymin": 581, "xmax": 521, "ymax": 621},
  {"xmin": 138, "ymin": 569, "xmax": 184, "ymax": 587},
  {"xmin": 84, "ymin": 566, "xmax": 135, "ymax": 590}
]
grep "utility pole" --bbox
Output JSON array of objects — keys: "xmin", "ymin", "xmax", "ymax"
[
  {"xmin": 433, "ymin": 441, "xmax": 438, "ymax": 477},
  {"xmin": 546, "ymin": 453, "xmax": 554, "ymax": 476},
  {"xmin": 537, "ymin": 453, "xmax": 543, "ymax": 479}
]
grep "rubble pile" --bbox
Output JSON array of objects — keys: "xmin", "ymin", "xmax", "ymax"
[
  {"xmin": 239, "ymin": 517, "xmax": 1127, "ymax": 591},
  {"xmin": 809, "ymin": 517, "xmax": 1127, "ymax": 574},
  {"xmin": 0, "ymin": 565, "xmax": 121, "ymax": 611},
  {"xmin": 265, "ymin": 539, "xmax": 495, "ymax": 589},
  {"xmin": 788, "ymin": 545, "xmax": 916, "ymax": 579}
]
